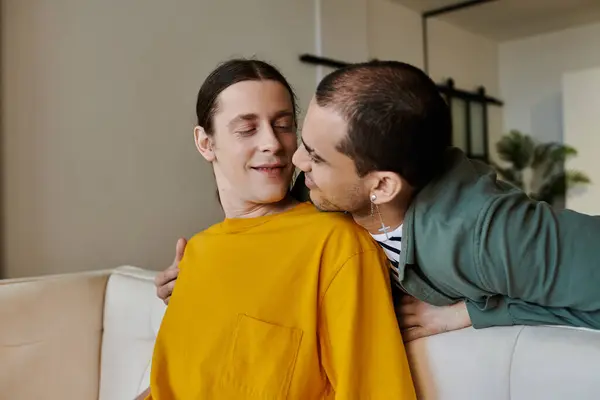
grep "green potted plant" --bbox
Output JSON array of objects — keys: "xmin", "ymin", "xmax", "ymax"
[{"xmin": 491, "ymin": 130, "xmax": 591, "ymax": 206}]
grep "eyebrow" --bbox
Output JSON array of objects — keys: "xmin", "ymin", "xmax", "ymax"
[
  {"xmin": 227, "ymin": 110, "xmax": 294, "ymax": 129},
  {"xmin": 301, "ymin": 137, "xmax": 327, "ymax": 163},
  {"xmin": 272, "ymin": 110, "xmax": 294, "ymax": 120}
]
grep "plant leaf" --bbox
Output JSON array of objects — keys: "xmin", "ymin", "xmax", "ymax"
[
  {"xmin": 565, "ymin": 170, "xmax": 591, "ymax": 187},
  {"xmin": 534, "ymin": 173, "xmax": 566, "ymax": 204},
  {"xmin": 490, "ymin": 162, "xmax": 523, "ymax": 188},
  {"xmin": 532, "ymin": 142, "xmax": 559, "ymax": 168},
  {"xmin": 496, "ymin": 130, "xmax": 534, "ymax": 170},
  {"xmin": 534, "ymin": 170, "xmax": 591, "ymax": 204}
]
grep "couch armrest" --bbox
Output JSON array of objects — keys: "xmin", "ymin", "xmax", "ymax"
[{"xmin": 0, "ymin": 269, "xmax": 112, "ymax": 400}]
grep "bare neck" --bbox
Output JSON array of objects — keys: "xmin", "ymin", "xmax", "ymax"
[{"xmin": 220, "ymin": 193, "xmax": 299, "ymax": 219}]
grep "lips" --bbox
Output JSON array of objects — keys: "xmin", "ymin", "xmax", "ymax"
[
  {"xmin": 251, "ymin": 161, "xmax": 286, "ymax": 170},
  {"xmin": 304, "ymin": 174, "xmax": 316, "ymax": 189},
  {"xmin": 252, "ymin": 164, "xmax": 285, "ymax": 171},
  {"xmin": 253, "ymin": 166, "xmax": 283, "ymax": 172},
  {"xmin": 251, "ymin": 163, "xmax": 288, "ymax": 178}
]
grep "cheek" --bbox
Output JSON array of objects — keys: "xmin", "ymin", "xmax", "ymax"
[
  {"xmin": 282, "ymin": 134, "xmax": 298, "ymax": 154},
  {"xmin": 311, "ymin": 166, "xmax": 335, "ymax": 189},
  {"xmin": 216, "ymin": 142, "xmax": 252, "ymax": 169},
  {"xmin": 318, "ymin": 168, "xmax": 357, "ymax": 195}
]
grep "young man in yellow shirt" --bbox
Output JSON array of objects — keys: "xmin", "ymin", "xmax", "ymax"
[{"xmin": 140, "ymin": 59, "xmax": 416, "ymax": 399}]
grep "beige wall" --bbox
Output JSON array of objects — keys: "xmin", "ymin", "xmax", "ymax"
[
  {"xmin": 500, "ymin": 21, "xmax": 600, "ymax": 145},
  {"xmin": 1, "ymin": 0, "xmax": 316, "ymax": 278},
  {"xmin": 1, "ymin": 0, "xmax": 501, "ymax": 278},
  {"xmin": 562, "ymin": 67, "xmax": 600, "ymax": 215}
]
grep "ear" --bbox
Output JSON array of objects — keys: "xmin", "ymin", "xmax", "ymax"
[
  {"xmin": 194, "ymin": 126, "xmax": 215, "ymax": 162},
  {"xmin": 369, "ymin": 171, "xmax": 403, "ymax": 205}
]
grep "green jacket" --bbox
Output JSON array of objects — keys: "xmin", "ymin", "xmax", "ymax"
[{"xmin": 293, "ymin": 148, "xmax": 600, "ymax": 329}]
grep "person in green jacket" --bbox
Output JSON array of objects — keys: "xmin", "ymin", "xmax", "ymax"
[{"xmin": 156, "ymin": 60, "xmax": 600, "ymax": 342}]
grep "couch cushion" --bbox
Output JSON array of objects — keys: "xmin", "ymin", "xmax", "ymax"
[
  {"xmin": 99, "ymin": 266, "xmax": 166, "ymax": 400},
  {"xmin": 406, "ymin": 324, "xmax": 600, "ymax": 399},
  {"xmin": 0, "ymin": 269, "xmax": 111, "ymax": 400},
  {"xmin": 510, "ymin": 325, "xmax": 600, "ymax": 399},
  {"xmin": 406, "ymin": 325, "xmax": 523, "ymax": 399}
]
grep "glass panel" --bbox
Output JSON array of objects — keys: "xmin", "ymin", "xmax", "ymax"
[
  {"xmin": 469, "ymin": 102, "xmax": 486, "ymax": 157},
  {"xmin": 450, "ymin": 98, "xmax": 467, "ymax": 152}
]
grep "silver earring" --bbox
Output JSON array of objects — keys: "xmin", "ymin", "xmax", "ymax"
[
  {"xmin": 370, "ymin": 194, "xmax": 377, "ymax": 217},
  {"xmin": 370, "ymin": 193, "xmax": 390, "ymax": 239}
]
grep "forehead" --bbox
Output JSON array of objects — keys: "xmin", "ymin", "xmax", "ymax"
[
  {"xmin": 215, "ymin": 80, "xmax": 293, "ymax": 119},
  {"xmin": 302, "ymin": 98, "xmax": 348, "ymax": 156}
]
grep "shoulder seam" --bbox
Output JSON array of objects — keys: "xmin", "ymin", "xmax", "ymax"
[{"xmin": 317, "ymin": 248, "xmax": 382, "ymax": 307}]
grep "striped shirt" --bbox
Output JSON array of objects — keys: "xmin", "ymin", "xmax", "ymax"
[{"xmin": 370, "ymin": 225, "xmax": 403, "ymax": 288}]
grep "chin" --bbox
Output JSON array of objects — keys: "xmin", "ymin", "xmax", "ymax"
[
  {"xmin": 309, "ymin": 190, "xmax": 343, "ymax": 212},
  {"xmin": 255, "ymin": 188, "xmax": 290, "ymax": 204}
]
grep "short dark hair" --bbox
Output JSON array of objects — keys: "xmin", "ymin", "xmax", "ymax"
[
  {"xmin": 315, "ymin": 60, "xmax": 451, "ymax": 189},
  {"xmin": 196, "ymin": 58, "xmax": 298, "ymax": 135}
]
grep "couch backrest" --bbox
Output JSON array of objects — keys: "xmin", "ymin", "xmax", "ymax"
[
  {"xmin": 100, "ymin": 266, "xmax": 600, "ymax": 400},
  {"xmin": 0, "ymin": 270, "xmax": 111, "ymax": 400},
  {"xmin": 99, "ymin": 266, "xmax": 166, "ymax": 400}
]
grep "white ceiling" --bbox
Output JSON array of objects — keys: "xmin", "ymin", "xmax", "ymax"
[{"xmin": 393, "ymin": 0, "xmax": 600, "ymax": 41}]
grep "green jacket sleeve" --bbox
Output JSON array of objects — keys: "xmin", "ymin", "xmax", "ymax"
[
  {"xmin": 467, "ymin": 296, "xmax": 600, "ymax": 329},
  {"xmin": 472, "ymin": 191, "xmax": 600, "ymax": 329},
  {"xmin": 466, "ymin": 297, "xmax": 514, "ymax": 329}
]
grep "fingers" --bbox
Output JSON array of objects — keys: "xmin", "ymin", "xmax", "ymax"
[
  {"xmin": 398, "ymin": 314, "xmax": 419, "ymax": 329},
  {"xmin": 174, "ymin": 237, "xmax": 188, "ymax": 263},
  {"xmin": 400, "ymin": 294, "xmax": 416, "ymax": 304},
  {"xmin": 155, "ymin": 266, "xmax": 179, "ymax": 305},
  {"xmin": 154, "ymin": 266, "xmax": 179, "ymax": 287},
  {"xmin": 154, "ymin": 237, "xmax": 186, "ymax": 304},
  {"xmin": 397, "ymin": 302, "xmax": 416, "ymax": 317},
  {"xmin": 156, "ymin": 278, "xmax": 176, "ymax": 302},
  {"xmin": 402, "ymin": 327, "xmax": 434, "ymax": 343}
]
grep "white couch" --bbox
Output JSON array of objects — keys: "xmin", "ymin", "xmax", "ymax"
[{"xmin": 2, "ymin": 266, "xmax": 600, "ymax": 399}]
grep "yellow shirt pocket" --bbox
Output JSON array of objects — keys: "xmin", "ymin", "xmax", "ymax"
[{"xmin": 221, "ymin": 314, "xmax": 303, "ymax": 399}]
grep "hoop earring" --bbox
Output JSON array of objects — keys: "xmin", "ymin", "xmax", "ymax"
[{"xmin": 370, "ymin": 194, "xmax": 390, "ymax": 239}]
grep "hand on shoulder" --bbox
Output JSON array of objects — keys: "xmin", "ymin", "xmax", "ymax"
[{"xmin": 154, "ymin": 238, "xmax": 187, "ymax": 305}]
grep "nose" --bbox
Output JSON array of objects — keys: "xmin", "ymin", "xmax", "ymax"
[
  {"xmin": 258, "ymin": 125, "xmax": 283, "ymax": 153},
  {"xmin": 292, "ymin": 144, "xmax": 310, "ymax": 172}
]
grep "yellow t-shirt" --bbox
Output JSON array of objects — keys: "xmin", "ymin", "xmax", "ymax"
[{"xmin": 147, "ymin": 202, "xmax": 416, "ymax": 399}]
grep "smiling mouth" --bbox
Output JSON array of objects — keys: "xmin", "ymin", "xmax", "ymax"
[
  {"xmin": 251, "ymin": 165, "xmax": 288, "ymax": 177},
  {"xmin": 252, "ymin": 166, "xmax": 285, "ymax": 172}
]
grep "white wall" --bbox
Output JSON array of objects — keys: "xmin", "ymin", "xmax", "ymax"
[
  {"xmin": 562, "ymin": 67, "xmax": 600, "ymax": 215},
  {"xmin": 500, "ymin": 21, "xmax": 600, "ymax": 143},
  {"xmin": 1, "ymin": 0, "xmax": 501, "ymax": 278}
]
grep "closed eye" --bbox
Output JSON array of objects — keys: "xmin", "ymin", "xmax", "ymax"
[
  {"xmin": 301, "ymin": 137, "xmax": 326, "ymax": 164},
  {"xmin": 309, "ymin": 153, "xmax": 322, "ymax": 163},
  {"xmin": 274, "ymin": 124, "xmax": 294, "ymax": 133},
  {"xmin": 237, "ymin": 128, "xmax": 256, "ymax": 136}
]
